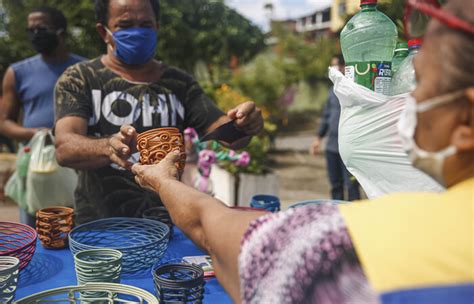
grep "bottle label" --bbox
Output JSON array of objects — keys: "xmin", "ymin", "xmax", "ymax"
[{"xmin": 345, "ymin": 61, "xmax": 392, "ymax": 95}]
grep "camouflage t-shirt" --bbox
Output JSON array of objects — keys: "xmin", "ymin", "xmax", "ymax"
[{"xmin": 55, "ymin": 57, "xmax": 224, "ymax": 224}]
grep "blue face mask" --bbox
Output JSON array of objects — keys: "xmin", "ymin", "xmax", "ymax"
[{"xmin": 107, "ymin": 27, "xmax": 157, "ymax": 65}]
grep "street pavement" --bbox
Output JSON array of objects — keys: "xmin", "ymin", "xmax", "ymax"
[{"xmin": 270, "ymin": 131, "xmax": 331, "ymax": 209}]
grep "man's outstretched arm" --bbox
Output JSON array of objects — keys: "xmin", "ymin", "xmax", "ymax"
[{"xmin": 55, "ymin": 119, "xmax": 137, "ymax": 170}]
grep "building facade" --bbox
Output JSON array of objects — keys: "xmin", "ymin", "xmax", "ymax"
[
  {"xmin": 331, "ymin": 0, "xmax": 362, "ymax": 32},
  {"xmin": 268, "ymin": 0, "xmax": 393, "ymax": 43},
  {"xmin": 295, "ymin": 7, "xmax": 332, "ymax": 40}
]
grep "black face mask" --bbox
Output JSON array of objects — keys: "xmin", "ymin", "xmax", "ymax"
[{"xmin": 27, "ymin": 28, "xmax": 60, "ymax": 55}]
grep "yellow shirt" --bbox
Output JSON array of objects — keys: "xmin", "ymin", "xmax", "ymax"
[{"xmin": 339, "ymin": 178, "xmax": 474, "ymax": 293}]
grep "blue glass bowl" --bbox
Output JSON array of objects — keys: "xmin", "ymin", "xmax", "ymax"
[{"xmin": 69, "ymin": 218, "xmax": 169, "ymax": 274}]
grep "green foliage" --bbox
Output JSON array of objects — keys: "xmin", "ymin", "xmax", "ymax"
[
  {"xmin": 0, "ymin": 0, "xmax": 265, "ymax": 76},
  {"xmin": 231, "ymin": 25, "xmax": 338, "ymax": 122},
  {"xmin": 378, "ymin": 0, "xmax": 407, "ymax": 41},
  {"xmin": 288, "ymin": 81, "xmax": 328, "ymax": 113},
  {"xmin": 219, "ymin": 135, "xmax": 271, "ymax": 175},
  {"xmin": 272, "ymin": 24, "xmax": 339, "ymax": 83},
  {"xmin": 232, "ymin": 51, "xmax": 286, "ymax": 116},
  {"xmin": 160, "ymin": 0, "xmax": 265, "ymax": 72},
  {"xmin": 0, "ymin": 1, "xmax": 100, "ymax": 74},
  {"xmin": 210, "ymin": 82, "xmax": 276, "ymax": 175}
]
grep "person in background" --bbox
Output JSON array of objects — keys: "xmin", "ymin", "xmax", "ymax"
[
  {"xmin": 311, "ymin": 55, "xmax": 360, "ymax": 201},
  {"xmin": 0, "ymin": 6, "xmax": 84, "ymax": 226},
  {"xmin": 0, "ymin": 85, "xmax": 15, "ymax": 152},
  {"xmin": 53, "ymin": 0, "xmax": 263, "ymax": 224},
  {"xmin": 132, "ymin": 0, "xmax": 474, "ymax": 302}
]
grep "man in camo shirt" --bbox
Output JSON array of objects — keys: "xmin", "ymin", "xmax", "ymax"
[{"xmin": 54, "ymin": 0, "xmax": 263, "ymax": 224}]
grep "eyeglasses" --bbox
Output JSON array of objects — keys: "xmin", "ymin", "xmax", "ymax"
[{"xmin": 404, "ymin": 0, "xmax": 474, "ymax": 38}]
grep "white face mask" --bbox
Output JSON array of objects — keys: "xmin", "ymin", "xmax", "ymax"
[{"xmin": 398, "ymin": 90, "xmax": 465, "ymax": 186}]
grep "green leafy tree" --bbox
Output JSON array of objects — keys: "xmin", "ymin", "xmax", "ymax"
[
  {"xmin": 0, "ymin": 0, "xmax": 265, "ymax": 77},
  {"xmin": 232, "ymin": 24, "xmax": 339, "ymax": 118},
  {"xmin": 0, "ymin": 0, "xmax": 99, "ymax": 76},
  {"xmin": 159, "ymin": 0, "xmax": 265, "ymax": 72},
  {"xmin": 232, "ymin": 52, "xmax": 286, "ymax": 116},
  {"xmin": 272, "ymin": 23, "xmax": 339, "ymax": 84}
]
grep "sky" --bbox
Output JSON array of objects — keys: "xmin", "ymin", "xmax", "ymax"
[{"xmin": 226, "ymin": 0, "xmax": 333, "ymax": 31}]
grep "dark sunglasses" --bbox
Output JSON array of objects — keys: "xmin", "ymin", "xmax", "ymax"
[{"xmin": 404, "ymin": 0, "xmax": 474, "ymax": 38}]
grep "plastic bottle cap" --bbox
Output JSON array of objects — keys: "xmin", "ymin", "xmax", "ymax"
[
  {"xmin": 408, "ymin": 38, "xmax": 423, "ymax": 49},
  {"xmin": 361, "ymin": 0, "xmax": 377, "ymax": 5},
  {"xmin": 394, "ymin": 42, "xmax": 409, "ymax": 52},
  {"xmin": 24, "ymin": 146, "xmax": 31, "ymax": 153}
]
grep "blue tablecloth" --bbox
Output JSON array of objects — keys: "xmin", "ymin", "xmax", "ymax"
[{"xmin": 15, "ymin": 228, "xmax": 232, "ymax": 303}]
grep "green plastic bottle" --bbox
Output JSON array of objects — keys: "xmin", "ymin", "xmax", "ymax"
[
  {"xmin": 391, "ymin": 42, "xmax": 409, "ymax": 75},
  {"xmin": 390, "ymin": 39, "xmax": 422, "ymax": 96},
  {"xmin": 340, "ymin": 0, "xmax": 397, "ymax": 95},
  {"xmin": 17, "ymin": 146, "xmax": 31, "ymax": 179}
]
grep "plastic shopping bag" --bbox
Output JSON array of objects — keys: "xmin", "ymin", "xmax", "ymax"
[
  {"xmin": 6, "ymin": 130, "xmax": 77, "ymax": 215},
  {"xmin": 329, "ymin": 67, "xmax": 444, "ymax": 199},
  {"xmin": 0, "ymin": 153, "xmax": 16, "ymax": 203},
  {"xmin": 5, "ymin": 147, "xmax": 28, "ymax": 211}
]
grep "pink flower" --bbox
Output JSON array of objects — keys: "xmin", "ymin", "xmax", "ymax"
[{"xmin": 236, "ymin": 151, "xmax": 251, "ymax": 167}]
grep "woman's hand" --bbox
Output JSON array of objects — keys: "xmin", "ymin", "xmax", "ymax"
[{"xmin": 132, "ymin": 151, "xmax": 180, "ymax": 192}]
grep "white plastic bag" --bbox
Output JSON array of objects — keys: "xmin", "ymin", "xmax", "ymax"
[
  {"xmin": 5, "ymin": 147, "xmax": 28, "ymax": 211},
  {"xmin": 0, "ymin": 153, "xmax": 16, "ymax": 202},
  {"xmin": 6, "ymin": 130, "xmax": 77, "ymax": 215},
  {"xmin": 329, "ymin": 67, "xmax": 444, "ymax": 199}
]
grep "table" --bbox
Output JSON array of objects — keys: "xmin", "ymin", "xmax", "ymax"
[{"xmin": 15, "ymin": 228, "xmax": 232, "ymax": 303}]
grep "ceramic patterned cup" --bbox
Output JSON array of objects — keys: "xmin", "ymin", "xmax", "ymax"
[
  {"xmin": 137, "ymin": 128, "xmax": 186, "ymax": 170},
  {"xmin": 36, "ymin": 206, "xmax": 74, "ymax": 249}
]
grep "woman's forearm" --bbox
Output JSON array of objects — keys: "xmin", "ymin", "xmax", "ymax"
[
  {"xmin": 155, "ymin": 177, "xmax": 264, "ymax": 302},
  {"xmin": 132, "ymin": 153, "xmax": 266, "ymax": 302},
  {"xmin": 156, "ymin": 178, "xmax": 229, "ymax": 251}
]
